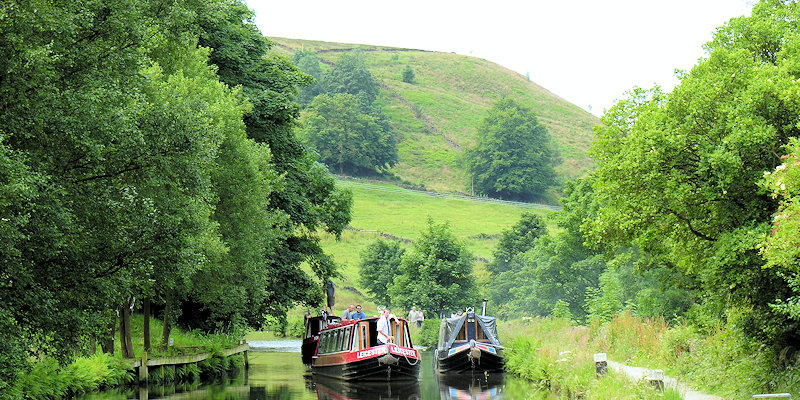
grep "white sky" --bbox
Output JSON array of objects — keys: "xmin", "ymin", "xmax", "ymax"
[{"xmin": 246, "ymin": 0, "xmax": 754, "ymax": 117}]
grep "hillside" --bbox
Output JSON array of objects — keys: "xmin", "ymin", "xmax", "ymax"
[{"xmin": 268, "ymin": 37, "xmax": 600, "ymax": 194}]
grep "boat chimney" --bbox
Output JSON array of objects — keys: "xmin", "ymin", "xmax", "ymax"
[{"xmin": 481, "ymin": 298, "xmax": 488, "ymax": 316}]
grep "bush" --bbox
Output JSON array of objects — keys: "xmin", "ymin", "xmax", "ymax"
[{"xmin": 414, "ymin": 318, "xmax": 440, "ymax": 348}]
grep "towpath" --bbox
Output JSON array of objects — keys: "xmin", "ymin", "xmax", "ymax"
[{"xmin": 608, "ymin": 360, "xmax": 722, "ymax": 400}]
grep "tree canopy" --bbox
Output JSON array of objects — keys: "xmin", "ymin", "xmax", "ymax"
[
  {"xmin": 389, "ymin": 219, "xmax": 477, "ymax": 315},
  {"xmin": 301, "ymin": 93, "xmax": 398, "ymax": 175},
  {"xmin": 358, "ymin": 239, "xmax": 405, "ymax": 307},
  {"xmin": 587, "ymin": 0, "xmax": 800, "ymax": 346},
  {"xmin": 467, "ymin": 99, "xmax": 561, "ymax": 201},
  {"xmin": 0, "ymin": 0, "xmax": 351, "ymax": 388}
]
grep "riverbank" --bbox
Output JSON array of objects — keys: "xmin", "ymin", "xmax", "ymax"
[
  {"xmin": 5, "ymin": 315, "xmax": 247, "ymax": 398},
  {"xmin": 500, "ymin": 313, "xmax": 799, "ymax": 399}
]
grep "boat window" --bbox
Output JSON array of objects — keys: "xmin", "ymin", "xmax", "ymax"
[
  {"xmin": 404, "ymin": 323, "xmax": 412, "ymax": 347},
  {"xmin": 456, "ymin": 320, "xmax": 467, "ymax": 341},
  {"xmin": 350, "ymin": 326, "xmax": 358, "ymax": 351},
  {"xmin": 319, "ymin": 332, "xmax": 327, "ymax": 354},
  {"xmin": 338, "ymin": 328, "xmax": 346, "ymax": 352},
  {"xmin": 360, "ymin": 323, "xmax": 368, "ymax": 349}
]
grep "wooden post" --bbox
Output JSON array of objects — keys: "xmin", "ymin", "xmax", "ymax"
[
  {"xmin": 593, "ymin": 353, "xmax": 607, "ymax": 376},
  {"xmin": 139, "ymin": 351, "xmax": 148, "ymax": 383}
]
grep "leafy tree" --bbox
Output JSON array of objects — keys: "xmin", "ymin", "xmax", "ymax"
[
  {"xmin": 301, "ymin": 93, "xmax": 398, "ymax": 175},
  {"xmin": 487, "ymin": 212, "xmax": 547, "ymax": 275},
  {"xmin": 467, "ymin": 99, "xmax": 561, "ymax": 201},
  {"xmin": 196, "ymin": 1, "xmax": 353, "ymax": 330},
  {"xmin": 390, "ymin": 219, "xmax": 477, "ymax": 315},
  {"xmin": 292, "ymin": 50, "xmax": 324, "ymax": 106},
  {"xmin": 588, "ymin": 0, "xmax": 800, "ymax": 347},
  {"xmin": 401, "ymin": 65, "xmax": 415, "ymax": 84},
  {"xmin": 358, "ymin": 239, "xmax": 405, "ymax": 306},
  {"xmin": 761, "ymin": 137, "xmax": 800, "ymax": 326},
  {"xmin": 321, "ymin": 50, "xmax": 380, "ymax": 105}
]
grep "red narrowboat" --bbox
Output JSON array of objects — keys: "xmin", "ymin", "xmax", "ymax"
[
  {"xmin": 311, "ymin": 316, "xmax": 421, "ymax": 380},
  {"xmin": 303, "ymin": 315, "xmax": 342, "ymax": 366}
]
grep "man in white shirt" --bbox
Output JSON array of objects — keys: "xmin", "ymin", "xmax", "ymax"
[
  {"xmin": 407, "ymin": 306, "xmax": 418, "ymax": 326},
  {"xmin": 376, "ymin": 308, "xmax": 394, "ymax": 345}
]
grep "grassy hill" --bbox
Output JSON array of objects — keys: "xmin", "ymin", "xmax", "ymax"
[
  {"xmin": 310, "ymin": 179, "xmax": 556, "ymax": 315},
  {"xmin": 268, "ymin": 37, "xmax": 599, "ymax": 195}
]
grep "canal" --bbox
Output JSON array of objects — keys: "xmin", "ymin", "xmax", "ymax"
[{"xmin": 77, "ymin": 340, "xmax": 553, "ymax": 399}]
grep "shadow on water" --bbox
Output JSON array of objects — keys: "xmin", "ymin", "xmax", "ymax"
[{"xmin": 77, "ymin": 341, "xmax": 551, "ymax": 399}]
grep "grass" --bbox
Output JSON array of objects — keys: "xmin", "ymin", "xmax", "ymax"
[
  {"xmin": 316, "ymin": 179, "xmax": 555, "ymax": 311},
  {"xmin": 268, "ymin": 37, "xmax": 599, "ymax": 194},
  {"xmin": 500, "ymin": 312, "xmax": 800, "ymax": 399}
]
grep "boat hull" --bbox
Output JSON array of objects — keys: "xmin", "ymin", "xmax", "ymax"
[
  {"xmin": 312, "ymin": 344, "xmax": 421, "ymax": 381},
  {"xmin": 435, "ymin": 344, "xmax": 504, "ymax": 374}
]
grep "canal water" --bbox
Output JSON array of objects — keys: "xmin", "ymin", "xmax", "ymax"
[{"xmin": 77, "ymin": 340, "xmax": 553, "ymax": 399}]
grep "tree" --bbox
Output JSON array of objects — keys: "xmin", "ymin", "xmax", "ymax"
[
  {"xmin": 390, "ymin": 219, "xmax": 477, "ymax": 315},
  {"xmin": 467, "ymin": 99, "xmax": 561, "ymax": 201},
  {"xmin": 487, "ymin": 212, "xmax": 547, "ymax": 275},
  {"xmin": 358, "ymin": 239, "xmax": 405, "ymax": 306},
  {"xmin": 321, "ymin": 50, "xmax": 380, "ymax": 105},
  {"xmin": 292, "ymin": 50, "xmax": 324, "ymax": 107},
  {"xmin": 301, "ymin": 93, "xmax": 398, "ymax": 175},
  {"xmin": 196, "ymin": 0, "xmax": 353, "ymax": 330},
  {"xmin": 401, "ymin": 65, "xmax": 415, "ymax": 84},
  {"xmin": 588, "ymin": 0, "xmax": 800, "ymax": 347}
]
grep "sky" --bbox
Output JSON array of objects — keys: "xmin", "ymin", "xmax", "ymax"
[{"xmin": 247, "ymin": 0, "xmax": 754, "ymax": 117}]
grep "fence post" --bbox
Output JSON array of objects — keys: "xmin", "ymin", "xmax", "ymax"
[{"xmin": 139, "ymin": 351, "xmax": 148, "ymax": 383}]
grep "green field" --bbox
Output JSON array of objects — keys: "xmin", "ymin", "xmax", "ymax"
[{"xmin": 319, "ymin": 179, "xmax": 557, "ymax": 308}]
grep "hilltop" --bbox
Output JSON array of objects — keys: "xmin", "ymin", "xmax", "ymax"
[{"xmin": 268, "ymin": 37, "xmax": 600, "ymax": 194}]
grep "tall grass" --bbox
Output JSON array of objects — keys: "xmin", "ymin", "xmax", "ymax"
[{"xmin": 502, "ymin": 312, "xmax": 800, "ymax": 399}]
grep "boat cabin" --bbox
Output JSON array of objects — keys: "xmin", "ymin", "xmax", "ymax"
[{"xmin": 317, "ymin": 317, "xmax": 413, "ymax": 355}]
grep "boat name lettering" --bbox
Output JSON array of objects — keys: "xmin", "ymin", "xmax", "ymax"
[
  {"xmin": 390, "ymin": 346, "xmax": 416, "ymax": 357},
  {"xmin": 356, "ymin": 347, "xmax": 387, "ymax": 359}
]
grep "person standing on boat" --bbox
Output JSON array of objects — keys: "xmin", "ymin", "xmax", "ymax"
[
  {"xmin": 377, "ymin": 308, "xmax": 395, "ymax": 344},
  {"xmin": 325, "ymin": 280, "xmax": 335, "ymax": 315},
  {"xmin": 351, "ymin": 305, "xmax": 366, "ymax": 320},
  {"xmin": 342, "ymin": 304, "xmax": 355, "ymax": 320}
]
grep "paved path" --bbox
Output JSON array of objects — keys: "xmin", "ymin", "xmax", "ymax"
[{"xmin": 608, "ymin": 360, "xmax": 722, "ymax": 400}]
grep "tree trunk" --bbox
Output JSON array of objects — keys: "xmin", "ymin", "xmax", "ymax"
[
  {"xmin": 100, "ymin": 313, "xmax": 116, "ymax": 354},
  {"xmin": 143, "ymin": 297, "xmax": 151, "ymax": 352},
  {"xmin": 119, "ymin": 298, "xmax": 135, "ymax": 358},
  {"xmin": 161, "ymin": 292, "xmax": 173, "ymax": 351}
]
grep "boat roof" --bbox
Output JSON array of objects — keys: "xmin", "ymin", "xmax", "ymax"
[{"xmin": 322, "ymin": 316, "xmax": 409, "ymax": 330}]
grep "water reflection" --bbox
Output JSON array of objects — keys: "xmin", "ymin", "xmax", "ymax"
[
  {"xmin": 437, "ymin": 373, "xmax": 503, "ymax": 400},
  {"xmin": 78, "ymin": 343, "xmax": 543, "ymax": 399},
  {"xmin": 310, "ymin": 375, "xmax": 422, "ymax": 400}
]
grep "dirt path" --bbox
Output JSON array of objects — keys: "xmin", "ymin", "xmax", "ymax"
[{"xmin": 607, "ymin": 360, "xmax": 722, "ymax": 400}]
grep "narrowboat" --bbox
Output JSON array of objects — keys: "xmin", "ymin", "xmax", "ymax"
[
  {"xmin": 434, "ymin": 305, "xmax": 504, "ymax": 374},
  {"xmin": 302, "ymin": 314, "xmax": 342, "ymax": 366},
  {"xmin": 311, "ymin": 316, "xmax": 421, "ymax": 380}
]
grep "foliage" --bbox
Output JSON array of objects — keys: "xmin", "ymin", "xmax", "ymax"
[
  {"xmin": 193, "ymin": 0, "xmax": 353, "ymax": 330},
  {"xmin": 301, "ymin": 93, "xmax": 398, "ymax": 175},
  {"xmin": 588, "ymin": 0, "xmax": 800, "ymax": 348},
  {"xmin": 292, "ymin": 50, "xmax": 324, "ymax": 106},
  {"xmin": 412, "ymin": 317, "xmax": 441, "ymax": 348},
  {"xmin": 401, "ymin": 65, "xmax": 415, "ymax": 84},
  {"xmin": 761, "ymin": 137, "xmax": 800, "ymax": 323},
  {"xmin": 487, "ymin": 212, "xmax": 547, "ymax": 275},
  {"xmin": 321, "ymin": 50, "xmax": 380, "ymax": 105},
  {"xmin": 358, "ymin": 239, "xmax": 405, "ymax": 306},
  {"xmin": 467, "ymin": 98, "xmax": 561, "ymax": 201},
  {"xmin": 389, "ymin": 219, "xmax": 477, "ymax": 315}
]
